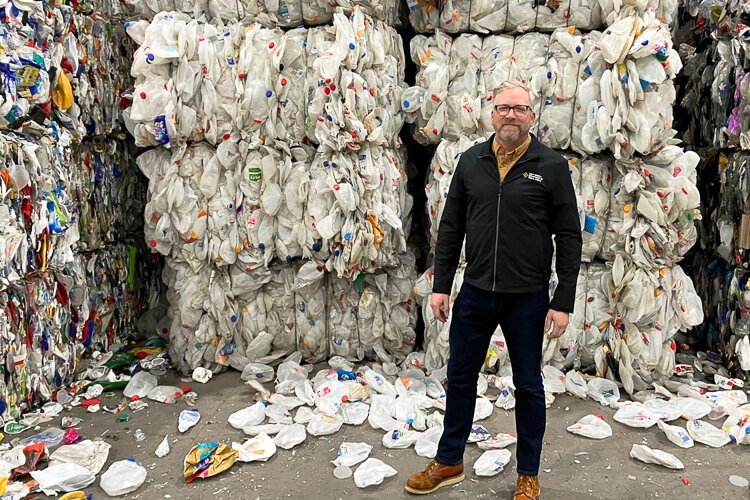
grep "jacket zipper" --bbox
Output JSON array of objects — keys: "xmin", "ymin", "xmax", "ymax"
[{"xmin": 491, "ymin": 155, "xmax": 535, "ymax": 292}]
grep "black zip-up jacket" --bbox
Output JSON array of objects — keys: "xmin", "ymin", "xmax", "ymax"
[{"xmin": 433, "ymin": 134, "xmax": 582, "ymax": 313}]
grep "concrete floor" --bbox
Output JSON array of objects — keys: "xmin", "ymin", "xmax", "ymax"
[{"xmin": 27, "ymin": 371, "xmax": 749, "ymax": 500}]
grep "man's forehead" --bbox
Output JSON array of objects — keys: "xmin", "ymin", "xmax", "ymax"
[{"xmin": 493, "ymin": 88, "xmax": 531, "ymax": 105}]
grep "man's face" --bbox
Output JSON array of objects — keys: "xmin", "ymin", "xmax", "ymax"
[{"xmin": 491, "ymin": 87, "xmax": 536, "ymax": 143}]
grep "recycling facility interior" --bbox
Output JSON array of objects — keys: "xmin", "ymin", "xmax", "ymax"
[{"xmin": 1, "ymin": 0, "xmax": 750, "ymax": 488}]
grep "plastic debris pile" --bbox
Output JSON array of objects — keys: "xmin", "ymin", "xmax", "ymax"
[
  {"xmin": 406, "ymin": 0, "xmax": 678, "ymax": 34},
  {"xmin": 674, "ymin": 1, "xmax": 750, "ymax": 377},
  {"xmin": 406, "ymin": 1, "xmax": 707, "ymax": 396},
  {"xmin": 125, "ymin": 0, "xmax": 404, "ymax": 27},
  {"xmin": 0, "ymin": 0, "xmax": 163, "ymax": 418},
  {"xmin": 403, "ymin": 17, "xmax": 683, "ymax": 160},
  {"xmin": 127, "ymin": 6, "xmax": 417, "ymax": 375},
  {"xmin": 675, "ymin": 0, "xmax": 750, "ymax": 149}
]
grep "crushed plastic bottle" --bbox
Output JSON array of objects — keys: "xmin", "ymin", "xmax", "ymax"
[
  {"xmin": 134, "ymin": 429, "xmax": 145, "ymax": 442},
  {"xmin": 99, "ymin": 458, "xmax": 148, "ymax": 496},
  {"xmin": 240, "ymin": 363, "xmax": 275, "ymax": 383},
  {"xmin": 178, "ymin": 409, "xmax": 201, "ymax": 433}
]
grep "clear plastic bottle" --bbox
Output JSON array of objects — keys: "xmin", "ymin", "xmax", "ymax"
[{"xmin": 134, "ymin": 429, "xmax": 145, "ymax": 442}]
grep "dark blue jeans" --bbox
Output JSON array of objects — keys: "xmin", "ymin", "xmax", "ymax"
[{"xmin": 435, "ymin": 282, "xmax": 549, "ymax": 476}]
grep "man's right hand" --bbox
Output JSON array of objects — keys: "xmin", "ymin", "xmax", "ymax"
[{"xmin": 431, "ymin": 293, "xmax": 451, "ymax": 323}]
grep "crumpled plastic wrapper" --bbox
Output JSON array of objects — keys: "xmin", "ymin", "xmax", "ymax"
[{"xmin": 183, "ymin": 442, "xmax": 238, "ymax": 483}]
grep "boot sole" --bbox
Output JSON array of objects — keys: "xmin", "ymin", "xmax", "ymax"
[{"xmin": 404, "ymin": 474, "xmax": 465, "ymax": 495}]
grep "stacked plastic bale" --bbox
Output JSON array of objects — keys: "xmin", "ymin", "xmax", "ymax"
[
  {"xmin": 128, "ymin": 3, "xmax": 417, "ymax": 374},
  {"xmin": 0, "ymin": 1, "xmax": 160, "ymax": 417},
  {"xmin": 407, "ymin": 1, "xmax": 705, "ymax": 392},
  {"xmin": 673, "ymin": 1, "xmax": 750, "ymax": 377}
]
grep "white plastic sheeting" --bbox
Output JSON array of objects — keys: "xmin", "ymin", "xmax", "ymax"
[
  {"xmin": 407, "ymin": 0, "xmax": 676, "ymax": 34},
  {"xmin": 124, "ymin": 10, "xmax": 406, "ymax": 150},
  {"xmin": 404, "ymin": 17, "xmax": 683, "ymax": 159}
]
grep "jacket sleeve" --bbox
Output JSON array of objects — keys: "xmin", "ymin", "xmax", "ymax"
[
  {"xmin": 432, "ymin": 155, "xmax": 468, "ymax": 294},
  {"xmin": 549, "ymin": 157, "xmax": 582, "ymax": 313}
]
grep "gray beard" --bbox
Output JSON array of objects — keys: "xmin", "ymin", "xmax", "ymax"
[{"xmin": 498, "ymin": 128, "xmax": 523, "ymax": 142}]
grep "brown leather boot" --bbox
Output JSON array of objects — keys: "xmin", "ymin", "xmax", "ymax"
[
  {"xmin": 404, "ymin": 459, "xmax": 465, "ymax": 495},
  {"xmin": 514, "ymin": 475, "xmax": 540, "ymax": 500}
]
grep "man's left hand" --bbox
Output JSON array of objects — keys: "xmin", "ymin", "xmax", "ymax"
[{"xmin": 545, "ymin": 309, "xmax": 569, "ymax": 339}]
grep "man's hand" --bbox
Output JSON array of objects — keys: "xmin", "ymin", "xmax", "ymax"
[
  {"xmin": 545, "ymin": 309, "xmax": 569, "ymax": 339},
  {"xmin": 431, "ymin": 293, "xmax": 451, "ymax": 323}
]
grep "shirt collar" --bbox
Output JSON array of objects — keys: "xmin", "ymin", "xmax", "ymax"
[{"xmin": 492, "ymin": 134, "xmax": 532, "ymax": 156}]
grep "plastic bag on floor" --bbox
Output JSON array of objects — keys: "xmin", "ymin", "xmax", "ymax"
[
  {"xmin": 674, "ymin": 397, "xmax": 712, "ymax": 420},
  {"xmin": 49, "ymin": 440, "xmax": 111, "ymax": 474},
  {"xmin": 415, "ymin": 426, "xmax": 443, "ymax": 458},
  {"xmin": 229, "ymin": 403, "xmax": 268, "ymax": 430},
  {"xmin": 100, "ymin": 458, "xmax": 148, "ymax": 496},
  {"xmin": 567, "ymin": 414, "xmax": 612, "ymax": 439},
  {"xmin": 307, "ymin": 412, "xmax": 344, "ymax": 436},
  {"xmin": 383, "ymin": 423, "xmax": 421, "ymax": 449},
  {"xmin": 614, "ymin": 402, "xmax": 660, "ymax": 428},
  {"xmin": 686, "ymin": 419, "xmax": 731, "ymax": 448},
  {"xmin": 642, "ymin": 399, "xmax": 683, "ymax": 422},
  {"xmin": 473, "ymin": 397, "xmax": 494, "ymax": 421},
  {"xmin": 341, "ymin": 402, "xmax": 371, "ymax": 425},
  {"xmin": 156, "ymin": 436, "xmax": 171, "ymax": 457},
  {"xmin": 586, "ymin": 378, "xmax": 620, "ymax": 407},
  {"xmin": 332, "ymin": 442, "xmax": 373, "ymax": 467},
  {"xmin": 31, "ymin": 463, "xmax": 95, "ymax": 495},
  {"xmin": 124, "ymin": 371, "xmax": 158, "ymax": 399},
  {"xmin": 564, "ymin": 371, "xmax": 589, "ymax": 399},
  {"xmin": 477, "ymin": 433, "xmax": 517, "ymax": 450},
  {"xmin": 542, "ymin": 366, "xmax": 566, "ymax": 394},
  {"xmin": 657, "ymin": 420, "xmax": 694, "ymax": 449},
  {"xmin": 629, "ymin": 443, "xmax": 683, "ymax": 470},
  {"xmin": 473, "ymin": 449, "xmax": 512, "ymax": 477},
  {"xmin": 354, "ymin": 458, "xmax": 398, "ymax": 488},
  {"xmin": 232, "ymin": 433, "xmax": 277, "ymax": 462}
]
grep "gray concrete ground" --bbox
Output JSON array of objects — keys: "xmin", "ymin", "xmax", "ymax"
[{"xmin": 29, "ymin": 371, "xmax": 749, "ymax": 500}]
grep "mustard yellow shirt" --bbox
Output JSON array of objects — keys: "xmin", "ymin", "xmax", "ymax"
[{"xmin": 492, "ymin": 134, "xmax": 532, "ymax": 182}]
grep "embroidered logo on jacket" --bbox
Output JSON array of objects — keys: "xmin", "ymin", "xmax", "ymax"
[{"xmin": 522, "ymin": 172, "xmax": 543, "ymax": 183}]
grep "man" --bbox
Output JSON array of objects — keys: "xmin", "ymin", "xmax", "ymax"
[{"xmin": 405, "ymin": 82, "xmax": 582, "ymax": 499}]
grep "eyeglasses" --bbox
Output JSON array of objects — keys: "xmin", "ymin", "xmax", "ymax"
[{"xmin": 493, "ymin": 105, "xmax": 532, "ymax": 116}]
